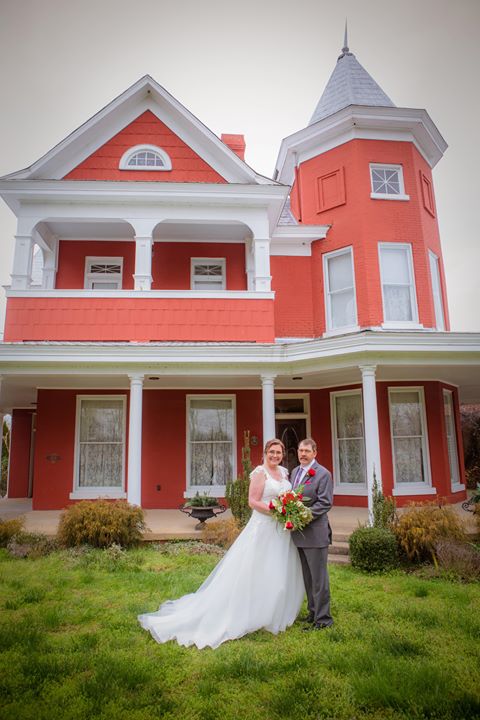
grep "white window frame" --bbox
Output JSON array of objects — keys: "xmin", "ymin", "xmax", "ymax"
[
  {"xmin": 190, "ymin": 258, "xmax": 226, "ymax": 291},
  {"xmin": 330, "ymin": 389, "xmax": 367, "ymax": 495},
  {"xmin": 388, "ymin": 386, "xmax": 435, "ymax": 496},
  {"xmin": 443, "ymin": 389, "xmax": 464, "ymax": 492},
  {"xmin": 370, "ymin": 163, "xmax": 409, "ymax": 201},
  {"xmin": 323, "ymin": 246, "xmax": 359, "ymax": 336},
  {"xmin": 379, "ymin": 243, "xmax": 421, "ymax": 328},
  {"xmin": 84, "ymin": 257, "xmax": 123, "ymax": 290},
  {"xmin": 274, "ymin": 393, "xmax": 311, "ymax": 435},
  {"xmin": 428, "ymin": 250, "xmax": 446, "ymax": 331},
  {"xmin": 71, "ymin": 395, "xmax": 127, "ymax": 500},
  {"xmin": 119, "ymin": 144, "xmax": 172, "ymax": 171},
  {"xmin": 185, "ymin": 394, "xmax": 236, "ymax": 498}
]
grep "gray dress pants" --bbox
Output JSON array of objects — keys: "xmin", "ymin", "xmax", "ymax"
[{"xmin": 298, "ymin": 546, "xmax": 333, "ymax": 627}]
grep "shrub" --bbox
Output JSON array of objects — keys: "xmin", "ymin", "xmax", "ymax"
[
  {"xmin": 57, "ymin": 500, "xmax": 146, "ymax": 548},
  {"xmin": 349, "ymin": 526, "xmax": 399, "ymax": 573},
  {"xmin": 226, "ymin": 430, "xmax": 253, "ymax": 527},
  {"xmin": 201, "ymin": 517, "xmax": 241, "ymax": 549},
  {"xmin": 372, "ymin": 473, "xmax": 396, "ymax": 529},
  {"xmin": 434, "ymin": 539, "xmax": 480, "ymax": 582},
  {"xmin": 393, "ymin": 503, "xmax": 466, "ymax": 566},
  {"xmin": 7, "ymin": 531, "xmax": 58, "ymax": 558},
  {"xmin": 0, "ymin": 516, "xmax": 24, "ymax": 547}
]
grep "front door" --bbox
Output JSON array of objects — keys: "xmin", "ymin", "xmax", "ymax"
[{"xmin": 275, "ymin": 418, "xmax": 307, "ymax": 476}]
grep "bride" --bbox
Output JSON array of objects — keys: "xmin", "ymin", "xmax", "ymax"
[{"xmin": 138, "ymin": 438, "xmax": 305, "ymax": 649}]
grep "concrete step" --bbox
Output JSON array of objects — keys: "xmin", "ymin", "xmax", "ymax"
[
  {"xmin": 328, "ymin": 553, "xmax": 350, "ymax": 565},
  {"xmin": 328, "ymin": 541, "xmax": 349, "ymax": 556},
  {"xmin": 332, "ymin": 532, "xmax": 351, "ymax": 543}
]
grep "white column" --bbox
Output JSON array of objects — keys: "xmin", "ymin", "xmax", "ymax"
[
  {"xmin": 261, "ymin": 374, "xmax": 276, "ymax": 445},
  {"xmin": 127, "ymin": 374, "xmax": 144, "ymax": 506},
  {"xmin": 252, "ymin": 238, "xmax": 271, "ymax": 292},
  {"xmin": 42, "ymin": 238, "xmax": 59, "ymax": 289},
  {"xmin": 245, "ymin": 238, "xmax": 255, "ymax": 291},
  {"xmin": 360, "ymin": 364, "xmax": 382, "ymax": 524},
  {"xmin": 11, "ymin": 234, "xmax": 34, "ymax": 289},
  {"xmin": 133, "ymin": 236, "xmax": 153, "ymax": 290}
]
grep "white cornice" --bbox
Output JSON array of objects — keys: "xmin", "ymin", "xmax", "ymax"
[
  {"xmin": 1, "ymin": 76, "xmax": 276, "ymax": 186},
  {"xmin": 5, "ymin": 289, "xmax": 275, "ymax": 300},
  {"xmin": 275, "ymin": 105, "xmax": 448, "ymax": 184},
  {"xmin": 270, "ymin": 224, "xmax": 330, "ymax": 256},
  {"xmin": 0, "ymin": 331, "xmax": 479, "ymax": 370}
]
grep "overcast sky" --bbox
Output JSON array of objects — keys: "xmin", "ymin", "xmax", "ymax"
[{"xmin": 0, "ymin": 0, "xmax": 479, "ymax": 333}]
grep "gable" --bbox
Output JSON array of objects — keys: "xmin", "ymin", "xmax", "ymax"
[{"xmin": 64, "ymin": 111, "xmax": 227, "ymax": 183}]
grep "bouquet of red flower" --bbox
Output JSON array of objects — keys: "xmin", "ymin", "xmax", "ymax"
[{"xmin": 269, "ymin": 482, "xmax": 313, "ymax": 532}]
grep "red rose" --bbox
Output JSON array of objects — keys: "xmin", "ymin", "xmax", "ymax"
[
  {"xmin": 281, "ymin": 507, "xmax": 286, "ymax": 515},
  {"xmin": 285, "ymin": 521, "xmax": 294, "ymax": 530},
  {"xmin": 308, "ymin": 468, "xmax": 316, "ymax": 477},
  {"xmin": 268, "ymin": 500, "xmax": 274, "ymax": 510},
  {"xmin": 297, "ymin": 493, "xmax": 303, "ymax": 500}
]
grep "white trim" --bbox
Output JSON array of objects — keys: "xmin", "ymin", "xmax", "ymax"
[
  {"xmin": 451, "ymin": 483, "xmax": 466, "ymax": 493},
  {"xmin": 84, "ymin": 256, "xmax": 123, "ymax": 290},
  {"xmin": 428, "ymin": 250, "xmax": 446, "ymax": 331},
  {"xmin": 185, "ymin": 394, "xmax": 237, "ymax": 496},
  {"xmin": 379, "ymin": 242, "xmax": 419, "ymax": 325},
  {"xmin": 371, "ymin": 193, "xmax": 410, "ymax": 201},
  {"xmin": 388, "ymin": 386, "xmax": 434, "ymax": 493},
  {"xmin": 442, "ymin": 389, "xmax": 461, "ymax": 490},
  {"xmin": 274, "ymin": 392, "xmax": 312, "ymax": 437},
  {"xmin": 330, "ymin": 389, "xmax": 367, "ymax": 491},
  {"xmin": 71, "ymin": 394, "xmax": 127, "ymax": 499},
  {"xmin": 381, "ymin": 322, "xmax": 424, "ymax": 330},
  {"xmin": 119, "ymin": 144, "xmax": 172, "ymax": 171},
  {"xmin": 323, "ymin": 246, "xmax": 358, "ymax": 333},
  {"xmin": 322, "ymin": 326, "xmax": 361, "ymax": 338},
  {"xmin": 5, "ymin": 288, "xmax": 274, "ymax": 300},
  {"xmin": 190, "ymin": 258, "xmax": 226, "ymax": 291}
]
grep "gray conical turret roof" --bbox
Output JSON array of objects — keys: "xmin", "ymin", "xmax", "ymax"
[{"xmin": 309, "ymin": 33, "xmax": 395, "ymax": 125}]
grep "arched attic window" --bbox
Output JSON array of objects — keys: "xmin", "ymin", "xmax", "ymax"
[{"xmin": 119, "ymin": 144, "xmax": 172, "ymax": 171}]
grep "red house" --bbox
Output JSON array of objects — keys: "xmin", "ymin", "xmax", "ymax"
[{"xmin": 1, "ymin": 41, "xmax": 479, "ymax": 515}]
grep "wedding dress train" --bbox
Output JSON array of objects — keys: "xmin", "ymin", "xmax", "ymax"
[{"xmin": 138, "ymin": 467, "xmax": 304, "ymax": 649}]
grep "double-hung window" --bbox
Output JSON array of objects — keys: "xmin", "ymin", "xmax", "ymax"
[
  {"xmin": 323, "ymin": 247, "xmax": 358, "ymax": 333},
  {"xmin": 85, "ymin": 257, "xmax": 123, "ymax": 290},
  {"xmin": 388, "ymin": 388, "xmax": 434, "ymax": 495},
  {"xmin": 443, "ymin": 390, "xmax": 462, "ymax": 490},
  {"xmin": 370, "ymin": 163, "xmax": 409, "ymax": 200},
  {"xmin": 428, "ymin": 251, "xmax": 445, "ymax": 330},
  {"xmin": 191, "ymin": 259, "xmax": 226, "ymax": 291},
  {"xmin": 379, "ymin": 243, "xmax": 419, "ymax": 326},
  {"xmin": 330, "ymin": 390, "xmax": 366, "ymax": 493},
  {"xmin": 187, "ymin": 396, "xmax": 236, "ymax": 495},
  {"xmin": 72, "ymin": 396, "xmax": 126, "ymax": 499}
]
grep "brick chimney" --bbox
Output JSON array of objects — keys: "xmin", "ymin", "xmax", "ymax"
[{"xmin": 221, "ymin": 134, "xmax": 246, "ymax": 161}]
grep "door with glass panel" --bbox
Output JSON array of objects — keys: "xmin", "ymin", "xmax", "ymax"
[{"xmin": 275, "ymin": 395, "xmax": 310, "ymax": 475}]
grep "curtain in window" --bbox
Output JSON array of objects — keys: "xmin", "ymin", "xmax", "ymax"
[
  {"xmin": 335, "ymin": 394, "xmax": 366, "ymax": 484},
  {"xmin": 327, "ymin": 251, "xmax": 356, "ymax": 329},
  {"xmin": 189, "ymin": 400, "xmax": 233, "ymax": 486},
  {"xmin": 390, "ymin": 391, "xmax": 425, "ymax": 484},
  {"xmin": 380, "ymin": 247, "xmax": 414, "ymax": 321},
  {"xmin": 78, "ymin": 400, "xmax": 124, "ymax": 487},
  {"xmin": 443, "ymin": 391, "xmax": 459, "ymax": 486}
]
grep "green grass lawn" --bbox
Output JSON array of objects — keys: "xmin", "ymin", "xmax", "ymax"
[{"xmin": 0, "ymin": 545, "xmax": 479, "ymax": 720}]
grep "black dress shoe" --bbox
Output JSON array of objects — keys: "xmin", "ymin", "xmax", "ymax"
[{"xmin": 299, "ymin": 613, "xmax": 315, "ymax": 623}]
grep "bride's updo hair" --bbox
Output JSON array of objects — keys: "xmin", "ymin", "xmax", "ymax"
[{"xmin": 263, "ymin": 438, "xmax": 286, "ymax": 456}]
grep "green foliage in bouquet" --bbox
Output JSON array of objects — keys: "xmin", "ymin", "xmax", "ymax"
[
  {"xmin": 225, "ymin": 430, "xmax": 253, "ymax": 527},
  {"xmin": 269, "ymin": 485, "xmax": 313, "ymax": 532}
]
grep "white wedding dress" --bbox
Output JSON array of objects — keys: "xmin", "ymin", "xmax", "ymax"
[{"xmin": 138, "ymin": 466, "xmax": 305, "ymax": 649}]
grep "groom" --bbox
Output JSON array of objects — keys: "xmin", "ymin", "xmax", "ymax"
[{"xmin": 290, "ymin": 438, "xmax": 334, "ymax": 629}]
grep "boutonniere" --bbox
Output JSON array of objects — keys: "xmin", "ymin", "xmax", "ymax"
[{"xmin": 307, "ymin": 468, "xmax": 316, "ymax": 477}]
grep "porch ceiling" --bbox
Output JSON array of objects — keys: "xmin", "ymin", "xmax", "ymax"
[{"xmin": 1, "ymin": 361, "xmax": 480, "ymax": 410}]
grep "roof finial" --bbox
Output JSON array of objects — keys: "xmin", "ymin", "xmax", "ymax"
[{"xmin": 338, "ymin": 19, "xmax": 351, "ymax": 58}]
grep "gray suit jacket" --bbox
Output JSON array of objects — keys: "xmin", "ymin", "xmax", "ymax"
[{"xmin": 290, "ymin": 461, "xmax": 333, "ymax": 548}]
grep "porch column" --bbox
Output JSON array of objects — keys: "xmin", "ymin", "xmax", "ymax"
[
  {"xmin": 252, "ymin": 238, "xmax": 271, "ymax": 292},
  {"xmin": 127, "ymin": 374, "xmax": 144, "ymax": 506},
  {"xmin": 360, "ymin": 364, "xmax": 382, "ymax": 524},
  {"xmin": 11, "ymin": 234, "xmax": 34, "ymax": 290},
  {"xmin": 261, "ymin": 373, "xmax": 276, "ymax": 445},
  {"xmin": 133, "ymin": 236, "xmax": 153, "ymax": 290},
  {"xmin": 42, "ymin": 238, "xmax": 59, "ymax": 289}
]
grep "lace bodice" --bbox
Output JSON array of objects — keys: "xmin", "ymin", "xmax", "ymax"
[{"xmin": 251, "ymin": 465, "xmax": 291, "ymax": 503}]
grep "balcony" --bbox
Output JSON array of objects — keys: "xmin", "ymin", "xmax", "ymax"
[{"xmin": 4, "ymin": 290, "xmax": 275, "ymax": 343}]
